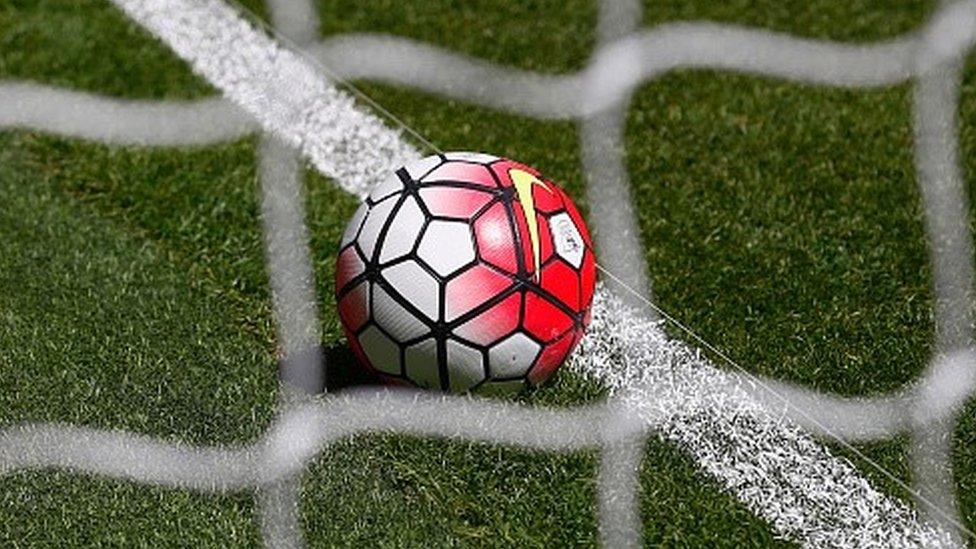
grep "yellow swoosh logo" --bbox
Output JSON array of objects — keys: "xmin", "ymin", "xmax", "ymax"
[{"xmin": 510, "ymin": 168, "xmax": 552, "ymax": 281}]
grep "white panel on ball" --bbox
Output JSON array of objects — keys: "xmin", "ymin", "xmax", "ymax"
[
  {"xmin": 368, "ymin": 172, "xmax": 404, "ymax": 204},
  {"xmin": 403, "ymin": 154, "xmax": 441, "ymax": 180},
  {"xmin": 356, "ymin": 196, "xmax": 398, "ymax": 260},
  {"xmin": 358, "ymin": 326, "xmax": 401, "ymax": 375},
  {"xmin": 379, "ymin": 195, "xmax": 425, "ymax": 263},
  {"xmin": 443, "ymin": 151, "xmax": 500, "ymax": 164},
  {"xmin": 382, "ymin": 260, "xmax": 440, "ymax": 321},
  {"xmin": 489, "ymin": 332, "xmax": 540, "ymax": 378},
  {"xmin": 404, "ymin": 338, "xmax": 440, "ymax": 389},
  {"xmin": 446, "ymin": 339, "xmax": 485, "ymax": 392},
  {"xmin": 417, "ymin": 220, "xmax": 476, "ymax": 277},
  {"xmin": 340, "ymin": 201, "xmax": 368, "ymax": 248},
  {"xmin": 372, "ymin": 285, "xmax": 429, "ymax": 341},
  {"xmin": 549, "ymin": 212, "xmax": 585, "ymax": 269}
]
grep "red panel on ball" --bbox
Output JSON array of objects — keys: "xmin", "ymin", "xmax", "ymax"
[
  {"xmin": 537, "ymin": 214, "xmax": 554, "ymax": 264},
  {"xmin": 510, "ymin": 201, "xmax": 535, "ymax": 277},
  {"xmin": 445, "ymin": 264, "xmax": 514, "ymax": 321},
  {"xmin": 580, "ymin": 249, "xmax": 596, "ymax": 308},
  {"xmin": 523, "ymin": 292, "xmax": 573, "ymax": 342},
  {"xmin": 335, "ymin": 245, "xmax": 364, "ymax": 292},
  {"xmin": 532, "ymin": 182, "xmax": 564, "ymax": 214},
  {"xmin": 454, "ymin": 292, "xmax": 521, "ymax": 346},
  {"xmin": 540, "ymin": 259, "xmax": 580, "ymax": 310},
  {"xmin": 489, "ymin": 159, "xmax": 541, "ymax": 188},
  {"xmin": 343, "ymin": 326, "xmax": 373, "ymax": 373},
  {"xmin": 528, "ymin": 329, "xmax": 578, "ymax": 385},
  {"xmin": 474, "ymin": 202, "xmax": 519, "ymax": 274},
  {"xmin": 419, "ymin": 186, "xmax": 494, "ymax": 219},
  {"xmin": 423, "ymin": 161, "xmax": 497, "ymax": 188},
  {"xmin": 338, "ymin": 282, "xmax": 369, "ymax": 332},
  {"xmin": 562, "ymin": 191, "xmax": 593, "ymax": 248}
]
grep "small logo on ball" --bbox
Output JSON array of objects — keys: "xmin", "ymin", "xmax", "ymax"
[{"xmin": 335, "ymin": 152, "xmax": 596, "ymax": 393}]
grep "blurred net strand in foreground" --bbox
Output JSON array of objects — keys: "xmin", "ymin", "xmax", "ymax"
[
  {"xmin": 1, "ymin": 0, "xmax": 975, "ymax": 546},
  {"xmin": 255, "ymin": 2, "xmax": 325, "ymax": 545}
]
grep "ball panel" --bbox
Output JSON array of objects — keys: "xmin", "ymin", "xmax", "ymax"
[
  {"xmin": 340, "ymin": 201, "xmax": 368, "ymax": 248},
  {"xmin": 446, "ymin": 339, "xmax": 485, "ymax": 392},
  {"xmin": 404, "ymin": 338, "xmax": 440, "ymax": 389},
  {"xmin": 372, "ymin": 284, "xmax": 430, "ymax": 342},
  {"xmin": 489, "ymin": 332, "xmax": 541, "ymax": 378},
  {"xmin": 473, "ymin": 202, "xmax": 518, "ymax": 275},
  {"xmin": 422, "ymin": 161, "xmax": 497, "ymax": 188},
  {"xmin": 444, "ymin": 264, "xmax": 514, "ymax": 322},
  {"xmin": 335, "ymin": 245, "xmax": 364, "ymax": 292},
  {"xmin": 528, "ymin": 329, "xmax": 577, "ymax": 385},
  {"xmin": 417, "ymin": 220, "xmax": 476, "ymax": 277},
  {"xmin": 378, "ymin": 195, "xmax": 425, "ymax": 263},
  {"xmin": 418, "ymin": 186, "xmax": 494, "ymax": 219},
  {"xmin": 540, "ymin": 259, "xmax": 580, "ymax": 310},
  {"xmin": 359, "ymin": 325, "xmax": 401, "ymax": 375},
  {"xmin": 531, "ymin": 182, "xmax": 564, "ymax": 214},
  {"xmin": 561, "ymin": 190, "xmax": 593, "ymax": 248},
  {"xmin": 537, "ymin": 213, "xmax": 554, "ymax": 265},
  {"xmin": 488, "ymin": 159, "xmax": 541, "ymax": 188},
  {"xmin": 338, "ymin": 282, "xmax": 370, "ymax": 332},
  {"xmin": 404, "ymin": 154, "xmax": 442, "ymax": 180},
  {"xmin": 523, "ymin": 292, "xmax": 574, "ymax": 342},
  {"xmin": 368, "ymin": 172, "xmax": 404, "ymax": 204},
  {"xmin": 510, "ymin": 201, "xmax": 536, "ymax": 277},
  {"xmin": 580, "ymin": 249, "xmax": 596, "ymax": 309},
  {"xmin": 444, "ymin": 151, "xmax": 500, "ymax": 164},
  {"xmin": 343, "ymin": 328, "xmax": 373, "ymax": 375},
  {"xmin": 453, "ymin": 291, "xmax": 521, "ymax": 346},
  {"xmin": 549, "ymin": 211, "xmax": 585, "ymax": 269},
  {"xmin": 382, "ymin": 260, "xmax": 440, "ymax": 321},
  {"xmin": 356, "ymin": 195, "xmax": 398, "ymax": 260}
]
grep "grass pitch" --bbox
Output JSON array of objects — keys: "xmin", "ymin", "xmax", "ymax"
[{"xmin": 1, "ymin": 0, "xmax": 974, "ymax": 546}]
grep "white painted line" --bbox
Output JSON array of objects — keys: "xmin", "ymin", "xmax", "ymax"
[
  {"xmin": 572, "ymin": 287, "xmax": 952, "ymax": 547},
  {"xmin": 110, "ymin": 0, "xmax": 419, "ymax": 197}
]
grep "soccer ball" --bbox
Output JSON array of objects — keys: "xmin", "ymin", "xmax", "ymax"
[{"xmin": 335, "ymin": 152, "xmax": 596, "ymax": 393}]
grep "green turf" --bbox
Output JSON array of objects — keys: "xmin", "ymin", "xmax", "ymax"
[
  {"xmin": 0, "ymin": 134, "xmax": 273, "ymax": 545},
  {"xmin": 1, "ymin": 0, "xmax": 974, "ymax": 545}
]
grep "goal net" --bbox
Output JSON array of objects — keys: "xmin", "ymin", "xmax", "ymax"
[{"xmin": 2, "ymin": 0, "xmax": 975, "ymax": 546}]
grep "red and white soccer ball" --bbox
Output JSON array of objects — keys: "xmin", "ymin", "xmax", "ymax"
[{"xmin": 335, "ymin": 152, "xmax": 596, "ymax": 393}]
